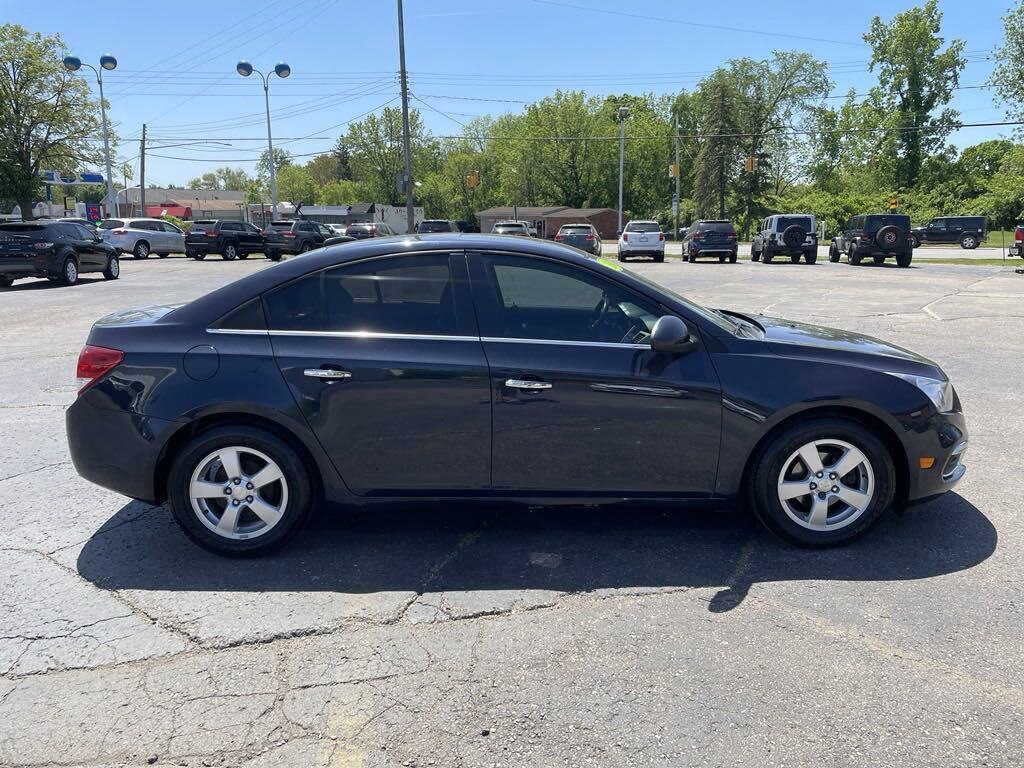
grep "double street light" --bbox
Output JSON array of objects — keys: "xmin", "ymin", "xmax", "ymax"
[
  {"xmin": 236, "ymin": 60, "xmax": 291, "ymax": 217},
  {"xmin": 62, "ymin": 53, "xmax": 118, "ymax": 218}
]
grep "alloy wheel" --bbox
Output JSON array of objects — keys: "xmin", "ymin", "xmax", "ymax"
[
  {"xmin": 776, "ymin": 438, "xmax": 875, "ymax": 531},
  {"xmin": 188, "ymin": 446, "xmax": 289, "ymax": 540}
]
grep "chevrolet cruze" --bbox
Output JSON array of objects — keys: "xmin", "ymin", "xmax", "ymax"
[{"xmin": 66, "ymin": 234, "xmax": 967, "ymax": 556}]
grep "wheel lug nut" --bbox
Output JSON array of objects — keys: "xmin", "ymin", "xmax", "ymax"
[
  {"xmin": 232, "ymin": 499, "xmax": 239, "ymax": 506},
  {"xmin": 817, "ymin": 492, "xmax": 827, "ymax": 499},
  {"xmin": 246, "ymin": 495, "xmax": 253, "ymax": 503},
  {"xmin": 245, "ymin": 482, "xmax": 254, "ymax": 490},
  {"xmin": 829, "ymin": 473, "xmax": 837, "ymax": 480},
  {"xmin": 816, "ymin": 472, "xmax": 824, "ymax": 478},
  {"xmin": 224, "ymin": 487, "xmax": 232, "ymax": 495},
  {"xmin": 809, "ymin": 482, "xmax": 817, "ymax": 490},
  {"xmin": 233, "ymin": 478, "xmax": 241, "ymax": 485},
  {"xmin": 831, "ymin": 486, "xmax": 839, "ymax": 493}
]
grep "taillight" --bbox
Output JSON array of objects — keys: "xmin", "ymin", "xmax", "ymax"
[
  {"xmin": 204, "ymin": 229, "xmax": 217, "ymax": 237},
  {"xmin": 659, "ymin": 233, "xmax": 665, "ymax": 241},
  {"xmin": 727, "ymin": 232, "xmax": 737, "ymax": 240},
  {"xmin": 622, "ymin": 233, "xmax": 629, "ymax": 242},
  {"xmin": 112, "ymin": 229, "xmax": 128, "ymax": 235},
  {"xmin": 692, "ymin": 233, "xmax": 703, "ymax": 241},
  {"xmin": 282, "ymin": 232, "xmax": 296, "ymax": 238},
  {"xmin": 1016, "ymin": 228, "xmax": 1023, "ymax": 243},
  {"xmin": 555, "ymin": 234, "xmax": 564, "ymax": 241},
  {"xmin": 76, "ymin": 344, "xmax": 124, "ymax": 393},
  {"xmin": 585, "ymin": 234, "xmax": 595, "ymax": 240}
]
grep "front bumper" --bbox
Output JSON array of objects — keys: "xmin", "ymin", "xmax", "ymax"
[
  {"xmin": 66, "ymin": 395, "xmax": 180, "ymax": 502},
  {"xmin": 905, "ymin": 410, "xmax": 968, "ymax": 502}
]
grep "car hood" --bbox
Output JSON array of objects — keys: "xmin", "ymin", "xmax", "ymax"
[{"xmin": 749, "ymin": 314, "xmax": 941, "ymax": 373}]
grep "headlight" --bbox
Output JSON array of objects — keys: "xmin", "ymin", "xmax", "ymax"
[{"xmin": 887, "ymin": 372, "xmax": 954, "ymax": 412}]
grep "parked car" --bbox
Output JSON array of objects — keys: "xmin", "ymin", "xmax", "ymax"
[
  {"xmin": 1010, "ymin": 225, "xmax": 1023, "ymax": 258},
  {"xmin": 830, "ymin": 214, "xmax": 913, "ymax": 267},
  {"xmin": 491, "ymin": 221, "xmax": 531, "ymax": 237},
  {"xmin": 417, "ymin": 219, "xmax": 459, "ymax": 233},
  {"xmin": 185, "ymin": 220, "xmax": 266, "ymax": 261},
  {"xmin": 324, "ymin": 235, "xmax": 357, "ymax": 247},
  {"xmin": 0, "ymin": 220, "xmax": 119, "ymax": 287},
  {"xmin": 554, "ymin": 223, "xmax": 601, "ymax": 256},
  {"xmin": 909, "ymin": 216, "xmax": 987, "ymax": 250},
  {"xmin": 263, "ymin": 220, "xmax": 333, "ymax": 260},
  {"xmin": 454, "ymin": 220, "xmax": 479, "ymax": 233},
  {"xmin": 683, "ymin": 220, "xmax": 738, "ymax": 263},
  {"xmin": 326, "ymin": 224, "xmax": 349, "ymax": 236},
  {"xmin": 617, "ymin": 220, "xmax": 665, "ymax": 262},
  {"xmin": 98, "ymin": 217, "xmax": 185, "ymax": 259},
  {"xmin": 66, "ymin": 233, "xmax": 967, "ymax": 556},
  {"xmin": 751, "ymin": 214, "xmax": 818, "ymax": 264},
  {"xmin": 345, "ymin": 222, "xmax": 397, "ymax": 239}
]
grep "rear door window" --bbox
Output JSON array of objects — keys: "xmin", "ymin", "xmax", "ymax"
[{"xmin": 99, "ymin": 219, "xmax": 125, "ymax": 230}]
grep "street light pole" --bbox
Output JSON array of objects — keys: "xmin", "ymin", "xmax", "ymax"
[
  {"xmin": 237, "ymin": 60, "xmax": 291, "ymax": 218},
  {"xmin": 63, "ymin": 54, "xmax": 118, "ymax": 218},
  {"xmin": 674, "ymin": 118, "xmax": 681, "ymax": 244},
  {"xmin": 397, "ymin": 0, "xmax": 416, "ymax": 234},
  {"xmin": 616, "ymin": 106, "xmax": 630, "ymax": 234}
]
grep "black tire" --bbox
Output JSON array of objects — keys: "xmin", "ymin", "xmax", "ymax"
[
  {"xmin": 873, "ymin": 255, "xmax": 886, "ymax": 265},
  {"xmin": 238, "ymin": 252, "xmax": 250, "ymax": 260},
  {"xmin": 875, "ymin": 225, "xmax": 900, "ymax": 250},
  {"xmin": 751, "ymin": 246, "xmax": 760, "ymax": 262},
  {"xmin": 719, "ymin": 254, "xmax": 726, "ymax": 263},
  {"xmin": 748, "ymin": 417, "xmax": 895, "ymax": 547},
  {"xmin": 133, "ymin": 241, "xmax": 150, "ymax": 259},
  {"xmin": 960, "ymin": 234, "xmax": 979, "ymax": 250},
  {"xmin": 828, "ymin": 243, "xmax": 840, "ymax": 263},
  {"xmin": 687, "ymin": 252, "xmax": 696, "ymax": 263},
  {"xmin": 299, "ymin": 242, "xmax": 313, "ymax": 253},
  {"xmin": 0, "ymin": 276, "xmax": 13, "ymax": 288},
  {"xmin": 167, "ymin": 425, "xmax": 313, "ymax": 557},
  {"xmin": 804, "ymin": 249, "xmax": 817, "ymax": 265},
  {"xmin": 185, "ymin": 248, "xmax": 197, "ymax": 259},
  {"xmin": 896, "ymin": 250, "xmax": 913, "ymax": 268},
  {"xmin": 729, "ymin": 252, "xmax": 737, "ymax": 263},
  {"xmin": 849, "ymin": 247, "xmax": 863, "ymax": 266},
  {"xmin": 59, "ymin": 257, "xmax": 79, "ymax": 286},
  {"xmin": 908, "ymin": 234, "xmax": 920, "ymax": 249},
  {"xmin": 103, "ymin": 254, "xmax": 120, "ymax": 280},
  {"xmin": 266, "ymin": 251, "xmax": 282, "ymax": 262},
  {"xmin": 158, "ymin": 252, "xmax": 168, "ymax": 259},
  {"xmin": 790, "ymin": 254, "xmax": 800, "ymax": 263},
  {"xmin": 222, "ymin": 242, "xmax": 238, "ymax": 261},
  {"xmin": 617, "ymin": 250, "xmax": 625, "ymax": 262},
  {"xmin": 193, "ymin": 252, "xmax": 207, "ymax": 261},
  {"xmin": 654, "ymin": 253, "xmax": 664, "ymax": 263},
  {"xmin": 762, "ymin": 248, "xmax": 774, "ymax": 264},
  {"xmin": 781, "ymin": 225, "xmax": 806, "ymax": 250}
]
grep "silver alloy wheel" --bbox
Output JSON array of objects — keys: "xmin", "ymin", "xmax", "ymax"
[
  {"xmin": 225, "ymin": 244, "xmax": 237, "ymax": 259},
  {"xmin": 962, "ymin": 235, "xmax": 976, "ymax": 248},
  {"xmin": 108, "ymin": 256, "xmax": 119, "ymax": 277},
  {"xmin": 135, "ymin": 241, "xmax": 149, "ymax": 258},
  {"xmin": 776, "ymin": 438, "xmax": 875, "ymax": 532},
  {"xmin": 64, "ymin": 260, "xmax": 78, "ymax": 283},
  {"xmin": 188, "ymin": 446, "xmax": 289, "ymax": 540}
]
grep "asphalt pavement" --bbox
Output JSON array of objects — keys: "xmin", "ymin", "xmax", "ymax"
[{"xmin": 1, "ymin": 254, "xmax": 1022, "ymax": 767}]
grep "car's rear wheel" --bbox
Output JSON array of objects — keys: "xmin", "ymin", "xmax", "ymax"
[
  {"xmin": 59, "ymin": 258, "xmax": 78, "ymax": 286},
  {"xmin": 960, "ymin": 234, "xmax": 978, "ymax": 249},
  {"xmin": 762, "ymin": 248, "xmax": 773, "ymax": 264},
  {"xmin": 804, "ymin": 249, "xmax": 817, "ymax": 264},
  {"xmin": 266, "ymin": 250, "xmax": 282, "ymax": 262},
  {"xmin": 729, "ymin": 252, "xmax": 737, "ymax": 263},
  {"xmin": 0, "ymin": 276, "xmax": 13, "ymax": 288},
  {"xmin": 167, "ymin": 426, "xmax": 313, "ymax": 557},
  {"xmin": 103, "ymin": 254, "xmax": 119, "ymax": 280},
  {"xmin": 238, "ymin": 252, "xmax": 250, "ymax": 260},
  {"xmin": 222, "ymin": 243, "xmax": 238, "ymax": 261},
  {"xmin": 300, "ymin": 242, "xmax": 313, "ymax": 253},
  {"xmin": 828, "ymin": 243, "xmax": 840, "ymax": 263},
  {"xmin": 896, "ymin": 250, "xmax": 913, "ymax": 268},
  {"xmin": 749, "ymin": 418, "xmax": 894, "ymax": 547},
  {"xmin": 750, "ymin": 246, "xmax": 760, "ymax": 262},
  {"xmin": 133, "ymin": 241, "xmax": 150, "ymax": 259},
  {"xmin": 790, "ymin": 254, "xmax": 800, "ymax": 263},
  {"xmin": 908, "ymin": 234, "xmax": 920, "ymax": 249},
  {"xmin": 849, "ymin": 247, "xmax": 863, "ymax": 265},
  {"xmin": 719, "ymin": 254, "xmax": 726, "ymax": 263},
  {"xmin": 687, "ymin": 252, "xmax": 696, "ymax": 263}
]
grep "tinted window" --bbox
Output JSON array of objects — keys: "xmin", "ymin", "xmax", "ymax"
[
  {"xmin": 419, "ymin": 221, "xmax": 453, "ymax": 233},
  {"xmin": 264, "ymin": 253, "xmax": 457, "ymax": 335},
  {"xmin": 477, "ymin": 254, "xmax": 662, "ymax": 344},
  {"xmin": 161, "ymin": 221, "xmax": 182, "ymax": 233},
  {"xmin": 865, "ymin": 215, "xmax": 909, "ymax": 230},
  {"xmin": 73, "ymin": 224, "xmax": 96, "ymax": 239},
  {"xmin": 268, "ymin": 222, "xmax": 293, "ymax": 230},
  {"xmin": 696, "ymin": 221, "xmax": 735, "ymax": 233},
  {"xmin": 131, "ymin": 220, "xmax": 158, "ymax": 231},
  {"xmin": 214, "ymin": 298, "xmax": 267, "ymax": 331},
  {"xmin": 220, "ymin": 221, "xmax": 241, "ymax": 231},
  {"xmin": 776, "ymin": 216, "xmax": 812, "ymax": 231},
  {"xmin": 625, "ymin": 222, "xmax": 661, "ymax": 233},
  {"xmin": 560, "ymin": 225, "xmax": 592, "ymax": 234},
  {"xmin": 99, "ymin": 219, "xmax": 125, "ymax": 230},
  {"xmin": 243, "ymin": 223, "xmax": 261, "ymax": 234}
]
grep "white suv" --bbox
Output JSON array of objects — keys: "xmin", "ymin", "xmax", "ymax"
[
  {"xmin": 617, "ymin": 220, "xmax": 665, "ymax": 262},
  {"xmin": 751, "ymin": 214, "xmax": 818, "ymax": 264}
]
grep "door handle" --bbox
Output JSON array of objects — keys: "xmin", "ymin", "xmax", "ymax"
[
  {"xmin": 304, "ymin": 368, "xmax": 352, "ymax": 380},
  {"xmin": 505, "ymin": 378, "xmax": 552, "ymax": 390}
]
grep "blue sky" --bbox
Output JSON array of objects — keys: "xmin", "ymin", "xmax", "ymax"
[{"xmin": 6, "ymin": 0, "xmax": 1011, "ymax": 186}]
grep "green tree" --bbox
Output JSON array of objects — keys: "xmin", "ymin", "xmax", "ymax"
[
  {"xmin": 693, "ymin": 73, "xmax": 740, "ymax": 219},
  {"xmin": 989, "ymin": 1, "xmax": 1024, "ymax": 130},
  {"xmin": 863, "ymin": 0, "xmax": 965, "ymax": 189},
  {"xmin": 305, "ymin": 153, "xmax": 345, "ymax": 187},
  {"xmin": 0, "ymin": 24, "xmax": 106, "ymax": 219},
  {"xmin": 343, "ymin": 107, "xmax": 434, "ymax": 205},
  {"xmin": 187, "ymin": 167, "xmax": 250, "ymax": 190},
  {"xmin": 255, "ymin": 148, "xmax": 293, "ymax": 182},
  {"xmin": 275, "ymin": 164, "xmax": 317, "ymax": 205},
  {"xmin": 316, "ymin": 179, "xmax": 361, "ymax": 205}
]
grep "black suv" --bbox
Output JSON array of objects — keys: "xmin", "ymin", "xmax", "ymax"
[
  {"xmin": 0, "ymin": 221, "xmax": 119, "ymax": 287},
  {"xmin": 683, "ymin": 220, "xmax": 738, "ymax": 263},
  {"xmin": 262, "ymin": 220, "xmax": 332, "ymax": 260},
  {"xmin": 909, "ymin": 216, "xmax": 986, "ymax": 250},
  {"xmin": 830, "ymin": 214, "xmax": 913, "ymax": 267},
  {"xmin": 185, "ymin": 220, "xmax": 266, "ymax": 261},
  {"xmin": 751, "ymin": 214, "xmax": 818, "ymax": 264}
]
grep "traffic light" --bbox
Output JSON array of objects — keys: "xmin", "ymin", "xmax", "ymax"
[{"xmin": 466, "ymin": 170, "xmax": 480, "ymax": 189}]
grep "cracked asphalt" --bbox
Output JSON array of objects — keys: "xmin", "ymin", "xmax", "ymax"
[{"xmin": 1, "ymin": 254, "xmax": 1022, "ymax": 767}]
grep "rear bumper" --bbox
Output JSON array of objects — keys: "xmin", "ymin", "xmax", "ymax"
[
  {"xmin": 66, "ymin": 396, "xmax": 180, "ymax": 503},
  {"xmin": 263, "ymin": 241, "xmax": 303, "ymax": 254},
  {"xmin": 0, "ymin": 254, "xmax": 59, "ymax": 277}
]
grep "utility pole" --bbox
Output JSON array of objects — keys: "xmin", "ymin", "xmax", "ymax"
[
  {"xmin": 616, "ymin": 106, "xmax": 629, "ymax": 234},
  {"xmin": 673, "ymin": 118, "xmax": 681, "ymax": 243},
  {"xmin": 139, "ymin": 124, "xmax": 146, "ymax": 217},
  {"xmin": 718, "ymin": 88, "xmax": 726, "ymax": 219},
  {"xmin": 397, "ymin": 0, "xmax": 415, "ymax": 234}
]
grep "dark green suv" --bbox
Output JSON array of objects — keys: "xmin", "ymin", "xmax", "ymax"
[{"xmin": 830, "ymin": 214, "xmax": 913, "ymax": 268}]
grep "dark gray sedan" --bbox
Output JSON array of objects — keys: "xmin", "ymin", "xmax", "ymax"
[{"xmin": 554, "ymin": 223, "xmax": 601, "ymax": 255}]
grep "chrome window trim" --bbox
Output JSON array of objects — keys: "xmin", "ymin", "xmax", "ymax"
[{"xmin": 205, "ymin": 329, "xmax": 649, "ymax": 349}]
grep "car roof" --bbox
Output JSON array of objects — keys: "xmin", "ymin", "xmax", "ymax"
[{"xmin": 172, "ymin": 234, "xmax": 649, "ymax": 326}]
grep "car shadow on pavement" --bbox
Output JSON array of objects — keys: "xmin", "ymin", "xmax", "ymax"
[{"xmin": 76, "ymin": 492, "xmax": 994, "ymax": 612}]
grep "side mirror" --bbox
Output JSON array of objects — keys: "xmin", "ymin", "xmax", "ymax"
[{"xmin": 650, "ymin": 315, "xmax": 697, "ymax": 354}]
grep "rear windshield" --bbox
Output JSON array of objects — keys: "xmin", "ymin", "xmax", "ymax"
[
  {"xmin": 777, "ymin": 216, "xmax": 812, "ymax": 231},
  {"xmin": 866, "ymin": 215, "xmax": 909, "ymax": 229},
  {"xmin": 697, "ymin": 221, "xmax": 736, "ymax": 233},
  {"xmin": 494, "ymin": 224, "xmax": 525, "ymax": 231},
  {"xmin": 347, "ymin": 224, "xmax": 372, "ymax": 232},
  {"xmin": 0, "ymin": 224, "xmax": 46, "ymax": 233},
  {"xmin": 560, "ymin": 225, "xmax": 592, "ymax": 233},
  {"xmin": 418, "ymin": 221, "xmax": 452, "ymax": 232},
  {"xmin": 625, "ymin": 222, "xmax": 661, "ymax": 233},
  {"xmin": 98, "ymin": 219, "xmax": 125, "ymax": 229},
  {"xmin": 268, "ymin": 222, "xmax": 294, "ymax": 230}
]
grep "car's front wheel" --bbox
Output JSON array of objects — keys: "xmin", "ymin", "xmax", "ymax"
[
  {"xmin": 167, "ymin": 426, "xmax": 313, "ymax": 556},
  {"xmin": 103, "ymin": 254, "xmax": 119, "ymax": 280},
  {"xmin": 749, "ymin": 418, "xmax": 894, "ymax": 547}
]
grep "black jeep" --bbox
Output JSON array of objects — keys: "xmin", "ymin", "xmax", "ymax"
[{"xmin": 830, "ymin": 214, "xmax": 913, "ymax": 268}]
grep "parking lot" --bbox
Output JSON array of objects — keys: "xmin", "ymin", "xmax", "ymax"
[{"xmin": 2, "ymin": 255, "xmax": 1023, "ymax": 767}]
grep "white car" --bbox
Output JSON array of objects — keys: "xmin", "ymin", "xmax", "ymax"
[
  {"xmin": 491, "ymin": 221, "xmax": 532, "ymax": 237},
  {"xmin": 98, "ymin": 217, "xmax": 185, "ymax": 259},
  {"xmin": 617, "ymin": 220, "xmax": 665, "ymax": 262}
]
